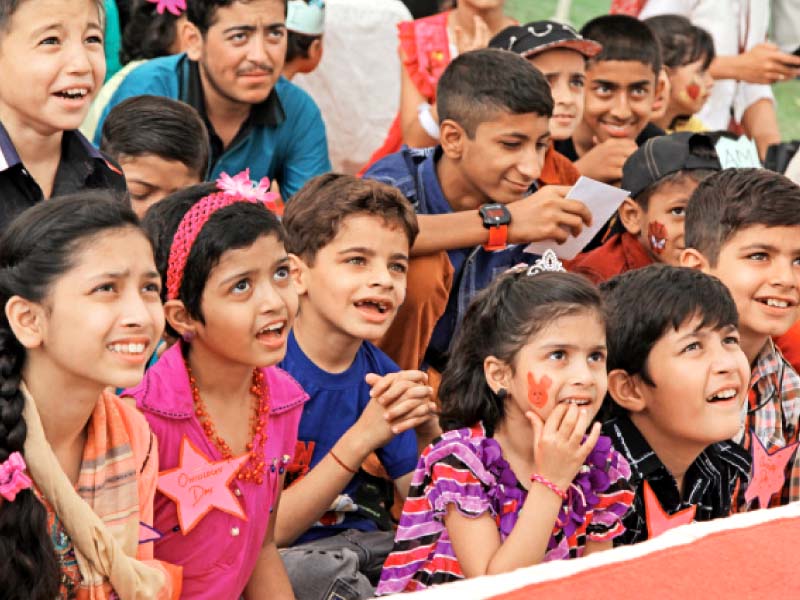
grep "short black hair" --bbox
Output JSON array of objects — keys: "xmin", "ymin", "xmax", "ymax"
[
  {"xmin": 685, "ymin": 169, "xmax": 800, "ymax": 266},
  {"xmin": 602, "ymin": 265, "xmax": 739, "ymax": 388},
  {"xmin": 285, "ymin": 30, "xmax": 320, "ymax": 63},
  {"xmin": 100, "ymin": 95, "xmax": 210, "ymax": 178},
  {"xmin": 645, "ymin": 14, "xmax": 715, "ymax": 71},
  {"xmin": 580, "ymin": 14, "xmax": 662, "ymax": 76},
  {"xmin": 187, "ymin": 0, "xmax": 287, "ymax": 33},
  {"xmin": 436, "ymin": 48, "xmax": 554, "ymax": 138},
  {"xmin": 141, "ymin": 183, "xmax": 285, "ymax": 338}
]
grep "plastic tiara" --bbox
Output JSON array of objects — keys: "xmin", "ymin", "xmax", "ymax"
[
  {"xmin": 166, "ymin": 170, "xmax": 281, "ymax": 301},
  {"xmin": 286, "ymin": 0, "xmax": 325, "ymax": 36},
  {"xmin": 146, "ymin": 0, "xmax": 187, "ymax": 17},
  {"xmin": 507, "ymin": 249, "xmax": 566, "ymax": 277}
]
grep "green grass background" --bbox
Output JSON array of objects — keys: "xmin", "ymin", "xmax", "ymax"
[{"xmin": 505, "ymin": 0, "xmax": 800, "ymax": 140}]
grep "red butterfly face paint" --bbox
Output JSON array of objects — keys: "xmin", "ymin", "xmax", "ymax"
[
  {"xmin": 527, "ymin": 372, "xmax": 552, "ymax": 409},
  {"xmin": 648, "ymin": 221, "xmax": 668, "ymax": 255}
]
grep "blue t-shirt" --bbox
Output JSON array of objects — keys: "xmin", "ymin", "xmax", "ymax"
[{"xmin": 279, "ymin": 331, "xmax": 418, "ymax": 544}]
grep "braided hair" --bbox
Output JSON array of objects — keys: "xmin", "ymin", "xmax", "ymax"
[{"xmin": 0, "ymin": 191, "xmax": 140, "ymax": 599}]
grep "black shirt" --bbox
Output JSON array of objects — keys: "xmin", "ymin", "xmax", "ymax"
[
  {"xmin": 603, "ymin": 415, "xmax": 751, "ymax": 546},
  {"xmin": 0, "ymin": 123, "xmax": 127, "ymax": 231}
]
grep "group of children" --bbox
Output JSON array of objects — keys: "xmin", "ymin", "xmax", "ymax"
[{"xmin": 2, "ymin": 0, "xmax": 800, "ymax": 599}]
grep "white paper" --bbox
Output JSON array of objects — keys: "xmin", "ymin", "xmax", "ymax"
[
  {"xmin": 714, "ymin": 135, "xmax": 762, "ymax": 170},
  {"xmin": 524, "ymin": 176, "xmax": 630, "ymax": 260}
]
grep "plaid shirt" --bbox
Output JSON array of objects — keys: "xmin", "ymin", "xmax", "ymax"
[
  {"xmin": 736, "ymin": 340, "xmax": 800, "ymax": 509},
  {"xmin": 604, "ymin": 415, "xmax": 751, "ymax": 545}
]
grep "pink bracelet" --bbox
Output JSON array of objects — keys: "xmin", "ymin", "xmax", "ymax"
[{"xmin": 530, "ymin": 473, "xmax": 568, "ymax": 501}]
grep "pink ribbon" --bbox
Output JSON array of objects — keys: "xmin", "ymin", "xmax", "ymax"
[{"xmin": 0, "ymin": 451, "xmax": 32, "ymax": 502}]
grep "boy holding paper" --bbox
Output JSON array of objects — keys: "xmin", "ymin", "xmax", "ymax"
[
  {"xmin": 568, "ymin": 132, "xmax": 721, "ymax": 284},
  {"xmin": 363, "ymin": 49, "xmax": 593, "ymax": 374}
]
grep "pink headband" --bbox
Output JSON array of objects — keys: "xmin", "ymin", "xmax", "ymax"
[
  {"xmin": 0, "ymin": 451, "xmax": 32, "ymax": 502},
  {"xmin": 166, "ymin": 170, "xmax": 281, "ymax": 300},
  {"xmin": 147, "ymin": 0, "xmax": 187, "ymax": 16}
]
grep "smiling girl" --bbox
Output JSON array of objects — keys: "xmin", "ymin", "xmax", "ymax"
[
  {"xmin": 126, "ymin": 173, "xmax": 306, "ymax": 599},
  {"xmin": 0, "ymin": 193, "xmax": 178, "ymax": 599},
  {"xmin": 376, "ymin": 255, "xmax": 634, "ymax": 594}
]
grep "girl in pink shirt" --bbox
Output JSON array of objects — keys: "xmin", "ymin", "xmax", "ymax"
[{"xmin": 125, "ymin": 174, "xmax": 307, "ymax": 599}]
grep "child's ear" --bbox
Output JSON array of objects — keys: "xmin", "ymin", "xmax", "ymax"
[
  {"xmin": 440, "ymin": 119, "xmax": 466, "ymax": 159},
  {"xmin": 164, "ymin": 300, "xmax": 197, "ymax": 339},
  {"xmin": 618, "ymin": 198, "xmax": 645, "ymax": 236},
  {"xmin": 607, "ymin": 369, "xmax": 647, "ymax": 413},
  {"xmin": 483, "ymin": 355, "xmax": 512, "ymax": 395},
  {"xmin": 180, "ymin": 19, "xmax": 204, "ymax": 62},
  {"xmin": 289, "ymin": 253, "xmax": 309, "ymax": 295},
  {"xmin": 679, "ymin": 248, "xmax": 710, "ymax": 272},
  {"xmin": 309, "ymin": 38, "xmax": 323, "ymax": 66},
  {"xmin": 5, "ymin": 296, "xmax": 45, "ymax": 349}
]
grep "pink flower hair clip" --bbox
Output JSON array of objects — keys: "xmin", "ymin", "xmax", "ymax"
[
  {"xmin": 146, "ymin": 0, "xmax": 187, "ymax": 17},
  {"xmin": 217, "ymin": 169, "xmax": 283, "ymax": 215},
  {"xmin": 0, "ymin": 451, "xmax": 32, "ymax": 502}
]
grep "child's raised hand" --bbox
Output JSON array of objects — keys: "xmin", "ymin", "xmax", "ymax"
[
  {"xmin": 527, "ymin": 403, "xmax": 602, "ymax": 492},
  {"xmin": 575, "ymin": 138, "xmax": 638, "ymax": 184}
]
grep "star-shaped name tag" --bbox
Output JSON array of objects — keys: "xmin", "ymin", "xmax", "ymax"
[
  {"xmin": 744, "ymin": 431, "xmax": 799, "ymax": 509},
  {"xmin": 157, "ymin": 436, "xmax": 249, "ymax": 534},
  {"xmin": 643, "ymin": 480, "xmax": 696, "ymax": 539}
]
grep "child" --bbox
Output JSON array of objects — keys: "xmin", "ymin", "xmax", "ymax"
[
  {"xmin": 282, "ymin": 0, "xmax": 325, "ymax": 81},
  {"xmin": 376, "ymin": 257, "xmax": 634, "ymax": 593},
  {"xmin": 126, "ymin": 173, "xmax": 303, "ymax": 598},
  {"xmin": 0, "ymin": 194, "xmax": 178, "ymax": 598},
  {"xmin": 365, "ymin": 48, "xmax": 592, "ymax": 373},
  {"xmin": 100, "ymin": 95, "xmax": 208, "ymax": 219},
  {"xmin": 681, "ymin": 168, "xmax": 800, "ymax": 508},
  {"xmin": 555, "ymin": 15, "xmax": 664, "ymax": 185},
  {"xmin": 568, "ymin": 131, "xmax": 721, "ymax": 283},
  {"xmin": 602, "ymin": 265, "xmax": 752, "ymax": 545},
  {"xmin": 645, "ymin": 15, "xmax": 715, "ymax": 133},
  {"xmin": 278, "ymin": 173, "xmax": 437, "ymax": 599},
  {"xmin": 488, "ymin": 20, "xmax": 602, "ymax": 186},
  {"xmin": 0, "ymin": 0, "xmax": 126, "ymax": 231}
]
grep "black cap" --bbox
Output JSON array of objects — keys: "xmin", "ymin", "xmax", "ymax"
[
  {"xmin": 622, "ymin": 132, "xmax": 722, "ymax": 198},
  {"xmin": 489, "ymin": 21, "xmax": 602, "ymax": 59}
]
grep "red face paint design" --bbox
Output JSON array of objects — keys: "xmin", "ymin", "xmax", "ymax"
[
  {"xmin": 685, "ymin": 82, "xmax": 701, "ymax": 101},
  {"xmin": 648, "ymin": 221, "xmax": 668, "ymax": 255},
  {"xmin": 527, "ymin": 372, "xmax": 552, "ymax": 409}
]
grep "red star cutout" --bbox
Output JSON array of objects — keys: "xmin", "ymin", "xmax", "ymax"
[
  {"xmin": 157, "ymin": 436, "xmax": 249, "ymax": 534},
  {"xmin": 744, "ymin": 430, "xmax": 799, "ymax": 509},
  {"xmin": 643, "ymin": 480, "xmax": 696, "ymax": 539}
]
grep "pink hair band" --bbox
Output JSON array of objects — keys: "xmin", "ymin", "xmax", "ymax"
[{"xmin": 0, "ymin": 451, "xmax": 32, "ymax": 502}]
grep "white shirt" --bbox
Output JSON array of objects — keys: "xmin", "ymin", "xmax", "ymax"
[{"xmin": 639, "ymin": 0, "xmax": 773, "ymax": 129}]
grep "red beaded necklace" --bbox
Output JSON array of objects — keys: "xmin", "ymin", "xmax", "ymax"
[{"xmin": 186, "ymin": 362, "xmax": 270, "ymax": 484}]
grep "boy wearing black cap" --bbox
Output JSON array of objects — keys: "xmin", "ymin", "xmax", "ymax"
[
  {"xmin": 489, "ymin": 21, "xmax": 601, "ymax": 187},
  {"xmin": 568, "ymin": 132, "xmax": 721, "ymax": 284}
]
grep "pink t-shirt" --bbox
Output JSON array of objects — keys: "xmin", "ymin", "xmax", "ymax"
[{"xmin": 125, "ymin": 343, "xmax": 308, "ymax": 599}]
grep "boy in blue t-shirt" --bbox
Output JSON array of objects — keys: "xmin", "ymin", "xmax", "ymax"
[{"xmin": 278, "ymin": 173, "xmax": 439, "ymax": 599}]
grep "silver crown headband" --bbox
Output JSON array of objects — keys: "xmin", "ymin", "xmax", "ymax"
[{"xmin": 507, "ymin": 249, "xmax": 566, "ymax": 277}]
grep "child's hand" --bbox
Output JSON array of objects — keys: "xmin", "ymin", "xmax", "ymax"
[
  {"xmin": 528, "ymin": 403, "xmax": 602, "ymax": 492},
  {"xmin": 575, "ymin": 138, "xmax": 637, "ymax": 184},
  {"xmin": 507, "ymin": 186, "xmax": 592, "ymax": 245},
  {"xmin": 354, "ymin": 371, "xmax": 435, "ymax": 450}
]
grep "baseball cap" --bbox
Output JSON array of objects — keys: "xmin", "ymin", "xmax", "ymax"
[
  {"xmin": 488, "ymin": 20, "xmax": 602, "ymax": 59},
  {"xmin": 622, "ymin": 132, "xmax": 722, "ymax": 198}
]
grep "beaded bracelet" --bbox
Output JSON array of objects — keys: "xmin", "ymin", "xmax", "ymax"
[
  {"xmin": 530, "ymin": 473, "xmax": 568, "ymax": 501},
  {"xmin": 329, "ymin": 450, "xmax": 358, "ymax": 475}
]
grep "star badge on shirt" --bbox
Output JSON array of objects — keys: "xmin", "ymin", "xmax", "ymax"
[
  {"xmin": 744, "ymin": 431, "xmax": 799, "ymax": 509},
  {"xmin": 157, "ymin": 436, "xmax": 249, "ymax": 534},
  {"xmin": 643, "ymin": 480, "xmax": 696, "ymax": 539}
]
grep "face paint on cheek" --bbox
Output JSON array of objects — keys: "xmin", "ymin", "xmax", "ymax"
[
  {"xmin": 527, "ymin": 372, "xmax": 552, "ymax": 409},
  {"xmin": 648, "ymin": 221, "xmax": 668, "ymax": 255},
  {"xmin": 678, "ymin": 74, "xmax": 704, "ymax": 105}
]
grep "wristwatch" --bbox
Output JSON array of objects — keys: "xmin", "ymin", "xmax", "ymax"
[{"xmin": 479, "ymin": 203, "xmax": 511, "ymax": 251}]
